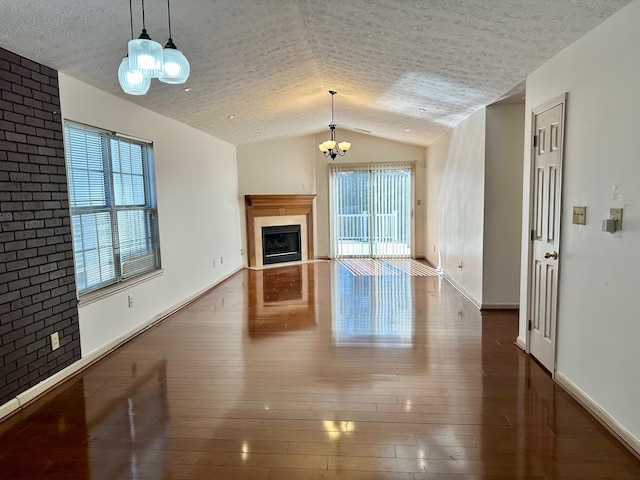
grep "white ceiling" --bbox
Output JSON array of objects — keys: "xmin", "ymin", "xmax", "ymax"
[{"xmin": 0, "ymin": 0, "xmax": 632, "ymax": 147}]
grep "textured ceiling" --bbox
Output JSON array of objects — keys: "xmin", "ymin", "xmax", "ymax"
[{"xmin": 0, "ymin": 0, "xmax": 632, "ymax": 146}]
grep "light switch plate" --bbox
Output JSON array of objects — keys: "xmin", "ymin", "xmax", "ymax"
[
  {"xmin": 610, "ymin": 208, "xmax": 623, "ymax": 231},
  {"xmin": 51, "ymin": 332, "xmax": 60, "ymax": 351},
  {"xmin": 572, "ymin": 206, "xmax": 586, "ymax": 225}
]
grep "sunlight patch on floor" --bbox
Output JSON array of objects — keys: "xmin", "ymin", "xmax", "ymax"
[{"xmin": 337, "ymin": 258, "xmax": 439, "ymax": 277}]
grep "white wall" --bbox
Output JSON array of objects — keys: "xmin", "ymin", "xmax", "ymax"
[
  {"xmin": 483, "ymin": 104, "xmax": 524, "ymax": 307},
  {"xmin": 237, "ymin": 136, "xmax": 317, "ymax": 195},
  {"xmin": 59, "ymin": 75, "xmax": 243, "ymax": 357},
  {"xmin": 519, "ymin": 0, "xmax": 640, "ymax": 445},
  {"xmin": 426, "ymin": 108, "xmax": 486, "ymax": 306},
  {"xmin": 237, "ymin": 136, "xmax": 317, "ymax": 263},
  {"xmin": 314, "ymin": 131, "xmax": 427, "ymax": 258}
]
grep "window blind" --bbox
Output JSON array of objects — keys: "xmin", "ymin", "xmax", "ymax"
[{"xmin": 64, "ymin": 122, "xmax": 161, "ymax": 294}]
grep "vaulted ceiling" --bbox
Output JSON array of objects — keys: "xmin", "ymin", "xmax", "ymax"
[{"xmin": 0, "ymin": 0, "xmax": 632, "ymax": 146}]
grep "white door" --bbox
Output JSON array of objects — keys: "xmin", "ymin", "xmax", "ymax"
[{"xmin": 529, "ymin": 95, "xmax": 566, "ymax": 372}]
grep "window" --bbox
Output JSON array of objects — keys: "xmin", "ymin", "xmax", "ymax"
[{"xmin": 64, "ymin": 122, "xmax": 161, "ymax": 295}]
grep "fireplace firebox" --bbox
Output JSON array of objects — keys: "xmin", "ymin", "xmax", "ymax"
[{"xmin": 262, "ymin": 225, "xmax": 302, "ymax": 265}]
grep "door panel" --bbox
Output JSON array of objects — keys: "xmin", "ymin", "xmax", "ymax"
[{"xmin": 529, "ymin": 98, "xmax": 565, "ymax": 372}]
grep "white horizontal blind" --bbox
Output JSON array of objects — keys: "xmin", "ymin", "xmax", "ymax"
[
  {"xmin": 330, "ymin": 162, "xmax": 413, "ymax": 259},
  {"xmin": 64, "ymin": 122, "xmax": 160, "ymax": 294}
]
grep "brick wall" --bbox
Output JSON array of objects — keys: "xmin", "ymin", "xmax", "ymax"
[{"xmin": 0, "ymin": 47, "xmax": 80, "ymax": 405}]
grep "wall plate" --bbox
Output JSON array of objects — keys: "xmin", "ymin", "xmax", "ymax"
[
  {"xmin": 610, "ymin": 208, "xmax": 623, "ymax": 231},
  {"xmin": 572, "ymin": 206, "xmax": 586, "ymax": 225}
]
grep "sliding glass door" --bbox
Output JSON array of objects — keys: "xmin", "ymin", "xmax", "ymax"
[{"xmin": 330, "ymin": 162, "xmax": 413, "ymax": 258}]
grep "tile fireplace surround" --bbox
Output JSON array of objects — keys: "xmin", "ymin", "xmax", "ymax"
[{"xmin": 245, "ymin": 194, "xmax": 316, "ymax": 267}]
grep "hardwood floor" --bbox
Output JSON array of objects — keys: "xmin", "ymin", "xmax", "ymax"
[{"xmin": 1, "ymin": 261, "xmax": 639, "ymax": 479}]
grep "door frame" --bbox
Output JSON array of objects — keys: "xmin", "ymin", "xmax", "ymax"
[{"xmin": 525, "ymin": 93, "xmax": 567, "ymax": 376}]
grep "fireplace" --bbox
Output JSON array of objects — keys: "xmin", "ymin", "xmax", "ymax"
[
  {"xmin": 262, "ymin": 225, "xmax": 302, "ymax": 265},
  {"xmin": 245, "ymin": 194, "xmax": 315, "ymax": 267}
]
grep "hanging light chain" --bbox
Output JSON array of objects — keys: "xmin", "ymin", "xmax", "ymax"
[
  {"xmin": 330, "ymin": 90, "xmax": 336, "ymax": 125},
  {"xmin": 166, "ymin": 0, "xmax": 173, "ymax": 41},
  {"xmin": 141, "ymin": 0, "xmax": 147, "ymax": 31},
  {"xmin": 129, "ymin": 0, "xmax": 134, "ymax": 40}
]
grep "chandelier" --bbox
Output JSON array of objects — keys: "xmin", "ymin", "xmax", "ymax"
[
  {"xmin": 318, "ymin": 91, "xmax": 351, "ymax": 160},
  {"xmin": 118, "ymin": 0, "xmax": 190, "ymax": 96}
]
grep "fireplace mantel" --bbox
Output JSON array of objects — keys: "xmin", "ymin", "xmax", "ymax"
[{"xmin": 245, "ymin": 194, "xmax": 316, "ymax": 267}]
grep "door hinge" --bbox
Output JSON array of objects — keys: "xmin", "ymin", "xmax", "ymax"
[
  {"xmin": 528, "ymin": 320, "xmax": 532, "ymax": 331},
  {"xmin": 533, "ymin": 135, "xmax": 538, "ymax": 148},
  {"xmin": 530, "ymin": 229, "xmax": 535, "ymax": 241}
]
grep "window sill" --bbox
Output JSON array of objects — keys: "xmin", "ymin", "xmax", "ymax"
[{"xmin": 77, "ymin": 269, "xmax": 165, "ymax": 307}]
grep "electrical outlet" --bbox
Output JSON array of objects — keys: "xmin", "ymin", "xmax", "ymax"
[
  {"xmin": 458, "ymin": 261, "xmax": 463, "ymax": 269},
  {"xmin": 128, "ymin": 295, "xmax": 134, "ymax": 308},
  {"xmin": 51, "ymin": 332, "xmax": 60, "ymax": 351},
  {"xmin": 240, "ymin": 249, "xmax": 244, "ymax": 256},
  {"xmin": 212, "ymin": 259, "xmax": 216, "ymax": 268}
]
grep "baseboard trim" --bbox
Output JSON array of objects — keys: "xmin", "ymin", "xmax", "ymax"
[
  {"xmin": 441, "ymin": 272, "xmax": 481, "ymax": 310},
  {"xmin": 555, "ymin": 371, "xmax": 640, "ymax": 459},
  {"xmin": 422, "ymin": 257, "xmax": 438, "ymax": 269},
  {"xmin": 515, "ymin": 336, "xmax": 527, "ymax": 352},
  {"xmin": 481, "ymin": 303, "xmax": 519, "ymax": 310},
  {"xmin": 0, "ymin": 399, "xmax": 20, "ymax": 422},
  {"xmin": 0, "ymin": 266, "xmax": 243, "ymax": 423}
]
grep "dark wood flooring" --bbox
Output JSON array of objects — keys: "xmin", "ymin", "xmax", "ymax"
[{"xmin": 1, "ymin": 260, "xmax": 639, "ymax": 479}]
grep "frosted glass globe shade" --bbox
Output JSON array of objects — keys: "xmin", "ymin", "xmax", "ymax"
[
  {"xmin": 158, "ymin": 48, "xmax": 190, "ymax": 84},
  {"xmin": 118, "ymin": 57, "xmax": 151, "ymax": 95}
]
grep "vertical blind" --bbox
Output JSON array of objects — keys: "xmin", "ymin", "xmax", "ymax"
[
  {"xmin": 64, "ymin": 122, "xmax": 160, "ymax": 294},
  {"xmin": 329, "ymin": 162, "xmax": 414, "ymax": 258}
]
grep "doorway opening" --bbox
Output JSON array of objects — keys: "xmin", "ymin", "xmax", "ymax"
[{"xmin": 329, "ymin": 162, "xmax": 414, "ymax": 258}]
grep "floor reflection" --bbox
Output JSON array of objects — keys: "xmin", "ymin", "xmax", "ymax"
[
  {"xmin": 332, "ymin": 262, "xmax": 414, "ymax": 346},
  {"xmin": 0, "ymin": 357, "xmax": 170, "ymax": 479},
  {"xmin": 84, "ymin": 359, "xmax": 170, "ymax": 479},
  {"xmin": 247, "ymin": 263, "xmax": 318, "ymax": 336}
]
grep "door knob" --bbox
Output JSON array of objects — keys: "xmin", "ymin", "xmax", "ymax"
[{"xmin": 544, "ymin": 251, "xmax": 558, "ymax": 260}]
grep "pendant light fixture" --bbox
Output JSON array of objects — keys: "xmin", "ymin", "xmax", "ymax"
[
  {"xmin": 119, "ymin": 0, "xmax": 151, "ymax": 95},
  {"xmin": 319, "ymin": 91, "xmax": 351, "ymax": 160},
  {"xmin": 128, "ymin": 0, "xmax": 163, "ymax": 78},
  {"xmin": 159, "ymin": 0, "xmax": 190, "ymax": 84}
]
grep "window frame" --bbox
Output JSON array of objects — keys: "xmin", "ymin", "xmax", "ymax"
[{"xmin": 63, "ymin": 121, "xmax": 162, "ymax": 298}]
